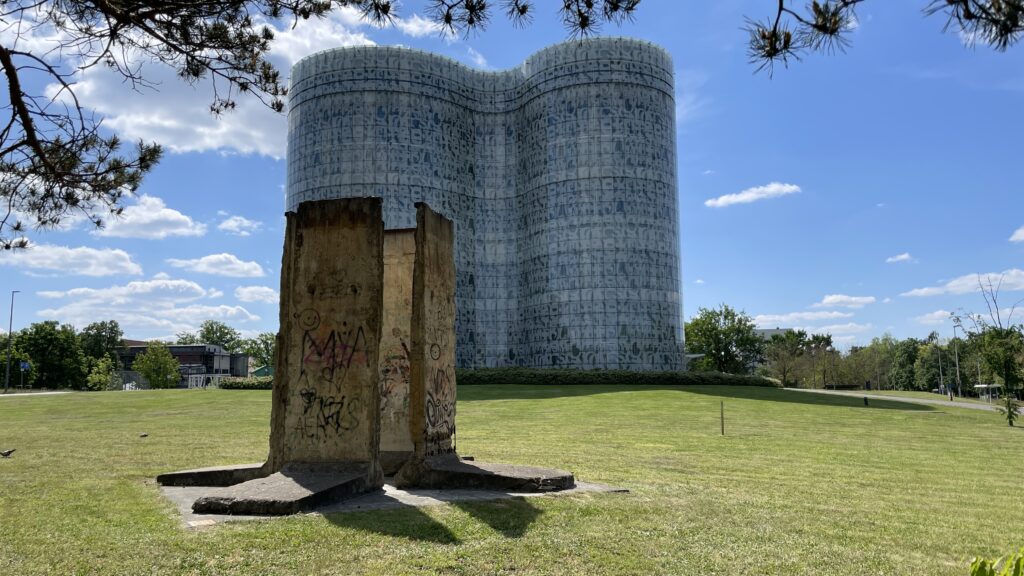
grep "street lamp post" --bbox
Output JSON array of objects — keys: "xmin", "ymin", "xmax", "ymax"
[
  {"xmin": 4, "ymin": 290, "xmax": 19, "ymax": 394},
  {"xmin": 952, "ymin": 324, "xmax": 962, "ymax": 398}
]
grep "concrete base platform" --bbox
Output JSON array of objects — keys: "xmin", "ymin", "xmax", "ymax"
[
  {"xmin": 397, "ymin": 454, "xmax": 575, "ymax": 491},
  {"xmin": 157, "ymin": 463, "xmax": 265, "ymax": 487},
  {"xmin": 162, "ymin": 479, "xmax": 627, "ymax": 528},
  {"xmin": 190, "ymin": 463, "xmax": 379, "ymax": 516}
]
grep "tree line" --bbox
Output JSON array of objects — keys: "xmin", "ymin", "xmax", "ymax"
[
  {"xmin": 685, "ymin": 298, "xmax": 1023, "ymax": 409},
  {"xmin": 1, "ymin": 319, "xmax": 275, "ymax": 391}
]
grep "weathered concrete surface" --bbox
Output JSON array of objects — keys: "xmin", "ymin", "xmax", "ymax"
[
  {"xmin": 191, "ymin": 463, "xmax": 375, "ymax": 515},
  {"xmin": 168, "ymin": 199, "xmax": 387, "ymax": 513},
  {"xmin": 264, "ymin": 198, "xmax": 384, "ymax": 481},
  {"xmin": 403, "ymin": 454, "xmax": 575, "ymax": 492},
  {"xmin": 379, "ymin": 229, "xmax": 415, "ymax": 474},
  {"xmin": 393, "ymin": 205, "xmax": 575, "ymax": 492},
  {"xmin": 410, "ymin": 203, "xmax": 457, "ymax": 459},
  {"xmin": 163, "ymin": 479, "xmax": 625, "ymax": 527},
  {"xmin": 157, "ymin": 463, "xmax": 264, "ymax": 487}
]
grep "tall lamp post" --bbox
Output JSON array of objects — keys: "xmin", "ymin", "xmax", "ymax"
[
  {"xmin": 4, "ymin": 290, "xmax": 19, "ymax": 394},
  {"xmin": 952, "ymin": 324, "xmax": 962, "ymax": 398}
]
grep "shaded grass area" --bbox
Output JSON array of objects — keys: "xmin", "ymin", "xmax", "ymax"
[{"xmin": 0, "ymin": 386, "xmax": 1021, "ymax": 575}]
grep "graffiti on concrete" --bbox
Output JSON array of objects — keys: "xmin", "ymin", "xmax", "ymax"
[
  {"xmin": 424, "ymin": 363, "xmax": 455, "ymax": 455},
  {"xmin": 295, "ymin": 387, "xmax": 363, "ymax": 442},
  {"xmin": 297, "ymin": 308, "xmax": 369, "ymax": 390},
  {"xmin": 379, "ymin": 332, "xmax": 411, "ymax": 415}
]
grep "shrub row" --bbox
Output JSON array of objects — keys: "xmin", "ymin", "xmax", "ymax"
[
  {"xmin": 455, "ymin": 368, "xmax": 780, "ymax": 388},
  {"xmin": 219, "ymin": 376, "xmax": 273, "ymax": 390},
  {"xmin": 219, "ymin": 370, "xmax": 778, "ymax": 389}
]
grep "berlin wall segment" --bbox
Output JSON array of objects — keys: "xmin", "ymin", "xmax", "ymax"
[
  {"xmin": 158, "ymin": 200, "xmax": 573, "ymax": 514},
  {"xmin": 160, "ymin": 198, "xmax": 387, "ymax": 515},
  {"xmin": 379, "ymin": 228, "xmax": 415, "ymax": 474}
]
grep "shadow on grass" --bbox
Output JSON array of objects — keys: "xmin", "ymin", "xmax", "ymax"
[
  {"xmin": 683, "ymin": 385, "xmax": 934, "ymax": 411},
  {"xmin": 322, "ymin": 496, "xmax": 543, "ymax": 542},
  {"xmin": 460, "ymin": 384, "xmax": 934, "ymax": 411},
  {"xmin": 451, "ymin": 497, "xmax": 542, "ymax": 538},
  {"xmin": 324, "ymin": 506, "xmax": 460, "ymax": 544}
]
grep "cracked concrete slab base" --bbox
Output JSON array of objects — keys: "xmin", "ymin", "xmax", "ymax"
[
  {"xmin": 157, "ymin": 463, "xmax": 265, "ymax": 487},
  {"xmin": 398, "ymin": 454, "xmax": 576, "ymax": 491},
  {"xmin": 163, "ymin": 479, "xmax": 627, "ymax": 528},
  {"xmin": 190, "ymin": 463, "xmax": 378, "ymax": 516}
]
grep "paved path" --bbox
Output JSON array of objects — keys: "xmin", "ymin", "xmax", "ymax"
[
  {"xmin": 0, "ymin": 390, "xmax": 72, "ymax": 398},
  {"xmin": 786, "ymin": 388, "xmax": 1002, "ymax": 412},
  {"xmin": 163, "ymin": 480, "xmax": 627, "ymax": 528}
]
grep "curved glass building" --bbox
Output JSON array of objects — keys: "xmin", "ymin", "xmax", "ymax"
[{"xmin": 286, "ymin": 38, "xmax": 683, "ymax": 370}]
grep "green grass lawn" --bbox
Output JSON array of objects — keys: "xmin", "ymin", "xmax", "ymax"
[{"xmin": 0, "ymin": 385, "xmax": 1021, "ymax": 575}]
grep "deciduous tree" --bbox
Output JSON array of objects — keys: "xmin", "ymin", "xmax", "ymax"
[
  {"xmin": 79, "ymin": 320, "xmax": 124, "ymax": 364},
  {"xmin": 685, "ymin": 304, "xmax": 763, "ymax": 375},
  {"xmin": 239, "ymin": 332, "xmax": 276, "ymax": 368},
  {"xmin": 85, "ymin": 355, "xmax": 117, "ymax": 391},
  {"xmin": 764, "ymin": 329, "xmax": 807, "ymax": 386},
  {"xmin": 16, "ymin": 320, "xmax": 86, "ymax": 389},
  {"xmin": 133, "ymin": 341, "xmax": 180, "ymax": 389},
  {"xmin": 198, "ymin": 320, "xmax": 242, "ymax": 352}
]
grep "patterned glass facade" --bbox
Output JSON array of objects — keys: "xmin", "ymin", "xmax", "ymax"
[{"xmin": 286, "ymin": 38, "xmax": 683, "ymax": 370}]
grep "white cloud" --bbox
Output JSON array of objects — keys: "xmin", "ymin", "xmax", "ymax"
[
  {"xmin": 883, "ymin": 297, "xmax": 893, "ymax": 304},
  {"xmin": 702, "ymin": 169, "xmax": 715, "ymax": 176},
  {"xmin": 812, "ymin": 322, "xmax": 872, "ymax": 335},
  {"xmin": 704, "ymin": 182, "xmax": 800, "ymax": 208},
  {"xmin": 831, "ymin": 335, "xmax": 858, "ymax": 346},
  {"xmin": 754, "ymin": 311, "xmax": 854, "ymax": 326},
  {"xmin": 915, "ymin": 310, "xmax": 952, "ymax": 325},
  {"xmin": 466, "ymin": 46, "xmax": 488, "ymax": 68},
  {"xmin": 393, "ymin": 14, "xmax": 448, "ymax": 38},
  {"xmin": 812, "ymin": 294, "xmax": 876, "ymax": 309},
  {"xmin": 235, "ymin": 286, "xmax": 279, "ymax": 304},
  {"xmin": 886, "ymin": 252, "xmax": 913, "ymax": 263},
  {"xmin": 94, "ymin": 195, "xmax": 206, "ymax": 239},
  {"xmin": 167, "ymin": 253, "xmax": 264, "ymax": 278},
  {"xmin": 37, "ymin": 277, "xmax": 258, "ymax": 336},
  {"xmin": 46, "ymin": 9, "xmax": 374, "ymax": 159},
  {"xmin": 694, "ymin": 279, "xmax": 705, "ymax": 285},
  {"xmin": 902, "ymin": 269, "xmax": 1024, "ymax": 297},
  {"xmin": 218, "ymin": 215, "xmax": 262, "ymax": 237},
  {"xmin": 676, "ymin": 69, "xmax": 710, "ymax": 126},
  {"xmin": 1010, "ymin": 226, "xmax": 1024, "ymax": 242},
  {"xmin": 0, "ymin": 243, "xmax": 142, "ymax": 276}
]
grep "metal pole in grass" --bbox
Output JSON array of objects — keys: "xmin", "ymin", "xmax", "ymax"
[
  {"xmin": 720, "ymin": 401, "xmax": 724, "ymax": 436},
  {"xmin": 4, "ymin": 290, "xmax": 18, "ymax": 394}
]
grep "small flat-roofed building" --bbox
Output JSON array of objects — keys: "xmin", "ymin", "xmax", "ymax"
[{"xmin": 117, "ymin": 344, "xmax": 249, "ymax": 388}]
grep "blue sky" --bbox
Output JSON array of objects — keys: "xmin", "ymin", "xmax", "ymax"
[{"xmin": 1, "ymin": 1, "xmax": 1022, "ymax": 347}]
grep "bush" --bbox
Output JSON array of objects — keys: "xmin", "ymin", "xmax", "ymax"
[
  {"xmin": 970, "ymin": 547, "xmax": 1024, "ymax": 576},
  {"xmin": 455, "ymin": 368, "xmax": 780, "ymax": 387},
  {"xmin": 132, "ymin": 341, "xmax": 180, "ymax": 389},
  {"xmin": 220, "ymin": 376, "xmax": 273, "ymax": 390},
  {"xmin": 85, "ymin": 356, "xmax": 116, "ymax": 391},
  {"xmin": 217, "ymin": 371, "xmax": 777, "ymax": 389}
]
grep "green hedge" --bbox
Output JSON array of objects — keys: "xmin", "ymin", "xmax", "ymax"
[
  {"xmin": 220, "ymin": 376, "xmax": 273, "ymax": 390},
  {"xmin": 219, "ymin": 370, "xmax": 778, "ymax": 389},
  {"xmin": 455, "ymin": 368, "xmax": 780, "ymax": 387}
]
